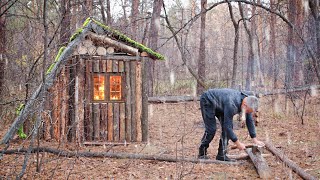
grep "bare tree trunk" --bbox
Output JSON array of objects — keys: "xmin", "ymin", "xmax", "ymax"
[
  {"xmin": 197, "ymin": 0, "xmax": 207, "ymax": 95},
  {"xmin": 309, "ymin": 0, "xmax": 320, "ymax": 82},
  {"xmin": 146, "ymin": 0, "xmax": 163, "ymax": 96},
  {"xmin": 60, "ymin": 0, "xmax": 71, "ymax": 46},
  {"xmin": 99, "ymin": 0, "xmax": 107, "ymax": 24},
  {"xmin": 239, "ymin": 3, "xmax": 255, "ymax": 91},
  {"xmin": 294, "ymin": 1, "xmax": 304, "ymax": 86},
  {"xmin": 270, "ymin": 0, "xmax": 278, "ymax": 112},
  {"xmin": 82, "ymin": 0, "xmax": 93, "ymax": 21},
  {"xmin": 0, "ymin": 3, "xmax": 6, "ymax": 112},
  {"xmin": 106, "ymin": 0, "xmax": 112, "ymax": 26},
  {"xmin": 285, "ymin": 0, "xmax": 297, "ymax": 90},
  {"xmin": 131, "ymin": 0, "xmax": 139, "ymax": 39},
  {"xmin": 227, "ymin": 1, "xmax": 240, "ymax": 89}
]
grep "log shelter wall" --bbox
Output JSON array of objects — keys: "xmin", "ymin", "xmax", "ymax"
[{"xmin": 43, "ymin": 55, "xmax": 146, "ymax": 143}]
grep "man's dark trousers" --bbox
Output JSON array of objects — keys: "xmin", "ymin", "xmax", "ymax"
[{"xmin": 198, "ymin": 94, "xmax": 229, "ymax": 158}]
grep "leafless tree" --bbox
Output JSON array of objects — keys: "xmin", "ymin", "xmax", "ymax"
[
  {"xmin": 146, "ymin": 0, "xmax": 163, "ymax": 96},
  {"xmin": 196, "ymin": 0, "xmax": 207, "ymax": 95}
]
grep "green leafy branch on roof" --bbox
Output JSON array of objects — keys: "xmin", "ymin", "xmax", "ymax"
[{"xmin": 46, "ymin": 46, "xmax": 66, "ymax": 75}]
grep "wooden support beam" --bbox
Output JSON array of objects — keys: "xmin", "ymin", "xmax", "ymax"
[
  {"xmin": 245, "ymin": 146, "xmax": 271, "ymax": 179},
  {"xmin": 265, "ymin": 141, "xmax": 317, "ymax": 180}
]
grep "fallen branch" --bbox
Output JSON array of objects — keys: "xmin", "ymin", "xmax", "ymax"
[
  {"xmin": 148, "ymin": 96, "xmax": 199, "ymax": 103},
  {"xmin": 265, "ymin": 141, "xmax": 317, "ymax": 180},
  {"xmin": 3, "ymin": 147, "xmax": 243, "ymax": 165}
]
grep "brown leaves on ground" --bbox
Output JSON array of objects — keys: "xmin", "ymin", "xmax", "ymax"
[{"xmin": 0, "ymin": 96, "xmax": 319, "ymax": 179}]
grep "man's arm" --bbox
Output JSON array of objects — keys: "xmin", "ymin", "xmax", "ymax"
[
  {"xmin": 245, "ymin": 113, "xmax": 256, "ymax": 138},
  {"xmin": 246, "ymin": 113, "xmax": 265, "ymax": 146}
]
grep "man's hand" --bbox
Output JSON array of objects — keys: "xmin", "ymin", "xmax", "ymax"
[
  {"xmin": 235, "ymin": 140, "xmax": 246, "ymax": 150},
  {"xmin": 252, "ymin": 138, "xmax": 265, "ymax": 147}
]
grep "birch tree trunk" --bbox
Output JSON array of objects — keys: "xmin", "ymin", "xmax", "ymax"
[{"xmin": 197, "ymin": 0, "xmax": 207, "ymax": 95}]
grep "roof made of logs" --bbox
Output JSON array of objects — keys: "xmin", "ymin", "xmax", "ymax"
[{"xmin": 72, "ymin": 17, "xmax": 165, "ymax": 60}]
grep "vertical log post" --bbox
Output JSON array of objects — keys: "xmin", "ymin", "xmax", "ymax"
[
  {"xmin": 77, "ymin": 59, "xmax": 85, "ymax": 144},
  {"xmin": 130, "ymin": 61, "xmax": 137, "ymax": 141},
  {"xmin": 93, "ymin": 60, "xmax": 100, "ymax": 140},
  {"xmin": 119, "ymin": 103, "xmax": 126, "ymax": 141},
  {"xmin": 85, "ymin": 60, "xmax": 93, "ymax": 141},
  {"xmin": 107, "ymin": 103, "xmax": 113, "ymax": 141},
  {"xmin": 125, "ymin": 61, "xmax": 132, "ymax": 142},
  {"xmin": 113, "ymin": 103, "xmax": 120, "ymax": 141},
  {"xmin": 141, "ymin": 57, "xmax": 148, "ymax": 142},
  {"xmin": 135, "ymin": 61, "xmax": 142, "ymax": 142}
]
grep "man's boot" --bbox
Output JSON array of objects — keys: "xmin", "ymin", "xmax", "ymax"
[
  {"xmin": 198, "ymin": 132, "xmax": 214, "ymax": 159},
  {"xmin": 216, "ymin": 139, "xmax": 233, "ymax": 161},
  {"xmin": 198, "ymin": 145, "xmax": 209, "ymax": 159}
]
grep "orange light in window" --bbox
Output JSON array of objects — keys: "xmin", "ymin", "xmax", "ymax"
[
  {"xmin": 93, "ymin": 75, "xmax": 105, "ymax": 100},
  {"xmin": 110, "ymin": 76, "xmax": 122, "ymax": 100}
]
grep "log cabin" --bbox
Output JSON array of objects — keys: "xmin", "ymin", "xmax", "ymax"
[{"xmin": 1, "ymin": 17, "xmax": 164, "ymax": 145}]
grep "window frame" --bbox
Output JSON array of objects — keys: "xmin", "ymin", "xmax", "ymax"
[{"xmin": 91, "ymin": 72, "xmax": 125, "ymax": 103}]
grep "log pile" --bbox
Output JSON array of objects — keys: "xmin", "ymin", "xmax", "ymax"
[
  {"xmin": 73, "ymin": 33, "xmax": 143, "ymax": 57},
  {"xmin": 74, "ymin": 38, "xmax": 119, "ymax": 56}
]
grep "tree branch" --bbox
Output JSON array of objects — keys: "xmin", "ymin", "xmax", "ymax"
[{"xmin": 2, "ymin": 147, "xmax": 243, "ymax": 165}]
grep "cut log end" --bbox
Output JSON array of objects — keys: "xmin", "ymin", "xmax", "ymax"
[
  {"xmin": 106, "ymin": 47, "xmax": 115, "ymax": 54},
  {"xmin": 96, "ymin": 46, "xmax": 107, "ymax": 56}
]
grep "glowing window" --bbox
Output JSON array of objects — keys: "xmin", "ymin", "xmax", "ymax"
[
  {"xmin": 93, "ymin": 75, "xmax": 105, "ymax": 101},
  {"xmin": 109, "ymin": 76, "xmax": 122, "ymax": 100}
]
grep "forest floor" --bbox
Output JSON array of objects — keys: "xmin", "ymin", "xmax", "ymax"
[{"xmin": 0, "ymin": 95, "xmax": 320, "ymax": 179}]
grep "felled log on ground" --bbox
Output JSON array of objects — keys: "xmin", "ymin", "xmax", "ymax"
[
  {"xmin": 245, "ymin": 146, "xmax": 271, "ymax": 179},
  {"xmin": 265, "ymin": 141, "xmax": 317, "ymax": 180},
  {"xmin": 2, "ymin": 147, "xmax": 243, "ymax": 165},
  {"xmin": 148, "ymin": 96, "xmax": 200, "ymax": 103}
]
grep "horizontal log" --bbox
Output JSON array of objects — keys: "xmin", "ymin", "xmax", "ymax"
[
  {"xmin": 74, "ymin": 54, "xmax": 141, "ymax": 61},
  {"xmin": 96, "ymin": 46, "xmax": 107, "ymax": 56},
  {"xmin": 261, "ymin": 85, "xmax": 320, "ymax": 96},
  {"xmin": 245, "ymin": 147, "xmax": 271, "ymax": 179},
  {"xmin": 83, "ymin": 141, "xmax": 129, "ymax": 146},
  {"xmin": 148, "ymin": 96, "xmax": 200, "ymax": 103},
  {"xmin": 82, "ymin": 39, "xmax": 94, "ymax": 47},
  {"xmin": 3, "ymin": 147, "xmax": 242, "ymax": 165},
  {"xmin": 265, "ymin": 141, "xmax": 317, "ymax": 180},
  {"xmin": 106, "ymin": 47, "xmax": 115, "ymax": 54},
  {"xmin": 87, "ymin": 32, "xmax": 139, "ymax": 56}
]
